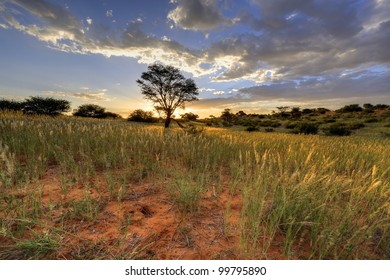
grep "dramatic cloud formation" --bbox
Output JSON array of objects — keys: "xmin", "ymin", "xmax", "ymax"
[
  {"xmin": 168, "ymin": 0, "xmax": 232, "ymax": 31},
  {"xmin": 1, "ymin": 0, "xmax": 389, "ymax": 115}
]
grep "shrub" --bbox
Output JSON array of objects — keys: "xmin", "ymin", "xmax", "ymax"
[
  {"xmin": 364, "ymin": 118, "xmax": 379, "ymax": 123},
  {"xmin": 323, "ymin": 123, "xmax": 352, "ymax": 136},
  {"xmin": 246, "ymin": 126, "xmax": 258, "ymax": 132},
  {"xmin": 285, "ymin": 122, "xmax": 297, "ymax": 129},
  {"xmin": 292, "ymin": 122, "xmax": 319, "ymax": 135},
  {"xmin": 258, "ymin": 120, "xmax": 281, "ymax": 127},
  {"xmin": 323, "ymin": 118, "xmax": 336, "ymax": 123},
  {"xmin": 0, "ymin": 99, "xmax": 24, "ymax": 111},
  {"xmin": 73, "ymin": 104, "xmax": 107, "ymax": 118},
  {"xmin": 336, "ymin": 104, "xmax": 363, "ymax": 113},
  {"xmin": 181, "ymin": 112, "xmax": 199, "ymax": 121},
  {"xmin": 348, "ymin": 122, "xmax": 365, "ymax": 130},
  {"xmin": 128, "ymin": 109, "xmax": 155, "ymax": 122},
  {"xmin": 264, "ymin": 128, "xmax": 274, "ymax": 132}
]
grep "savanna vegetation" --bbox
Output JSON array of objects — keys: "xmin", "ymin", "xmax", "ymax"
[{"xmin": 0, "ymin": 107, "xmax": 389, "ymax": 259}]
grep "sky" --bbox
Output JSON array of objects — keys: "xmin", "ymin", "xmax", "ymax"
[{"xmin": 0, "ymin": 0, "xmax": 390, "ymax": 118}]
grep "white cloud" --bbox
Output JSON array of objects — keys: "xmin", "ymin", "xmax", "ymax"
[
  {"xmin": 45, "ymin": 88, "xmax": 111, "ymax": 101},
  {"xmin": 106, "ymin": 10, "xmax": 113, "ymax": 17}
]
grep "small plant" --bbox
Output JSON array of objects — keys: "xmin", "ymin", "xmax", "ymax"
[
  {"xmin": 168, "ymin": 178, "xmax": 203, "ymax": 214},
  {"xmin": 65, "ymin": 197, "xmax": 104, "ymax": 221}
]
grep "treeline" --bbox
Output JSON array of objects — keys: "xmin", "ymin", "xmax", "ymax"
[
  {"xmin": 0, "ymin": 96, "xmax": 121, "ymax": 119},
  {"xmin": 201, "ymin": 103, "xmax": 390, "ymax": 136}
]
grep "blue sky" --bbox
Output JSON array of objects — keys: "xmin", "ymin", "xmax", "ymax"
[{"xmin": 0, "ymin": 0, "xmax": 389, "ymax": 117}]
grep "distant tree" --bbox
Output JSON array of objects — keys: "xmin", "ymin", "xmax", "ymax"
[
  {"xmin": 236, "ymin": 110, "xmax": 247, "ymax": 117},
  {"xmin": 220, "ymin": 108, "xmax": 235, "ymax": 123},
  {"xmin": 276, "ymin": 106, "xmax": 289, "ymax": 113},
  {"xmin": 128, "ymin": 109, "xmax": 155, "ymax": 122},
  {"xmin": 180, "ymin": 112, "xmax": 199, "ymax": 121},
  {"xmin": 336, "ymin": 104, "xmax": 363, "ymax": 113},
  {"xmin": 315, "ymin": 108, "xmax": 330, "ymax": 114},
  {"xmin": 302, "ymin": 108, "xmax": 314, "ymax": 115},
  {"xmin": 276, "ymin": 106, "xmax": 290, "ymax": 118},
  {"xmin": 363, "ymin": 103, "xmax": 374, "ymax": 110},
  {"xmin": 290, "ymin": 107, "xmax": 302, "ymax": 119},
  {"xmin": 23, "ymin": 96, "xmax": 70, "ymax": 116},
  {"xmin": 104, "ymin": 111, "xmax": 122, "ymax": 119},
  {"xmin": 73, "ymin": 104, "xmax": 107, "ymax": 118},
  {"xmin": 373, "ymin": 104, "xmax": 390, "ymax": 110},
  {"xmin": 0, "ymin": 99, "xmax": 24, "ymax": 111},
  {"xmin": 136, "ymin": 63, "xmax": 199, "ymax": 128}
]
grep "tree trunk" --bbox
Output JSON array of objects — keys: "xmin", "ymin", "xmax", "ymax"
[{"xmin": 164, "ymin": 116, "xmax": 171, "ymax": 128}]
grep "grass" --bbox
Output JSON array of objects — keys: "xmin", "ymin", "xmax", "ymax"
[{"xmin": 0, "ymin": 110, "xmax": 389, "ymax": 259}]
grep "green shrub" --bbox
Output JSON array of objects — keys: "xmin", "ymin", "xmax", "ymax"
[
  {"xmin": 348, "ymin": 122, "xmax": 365, "ymax": 130},
  {"xmin": 364, "ymin": 118, "xmax": 379, "ymax": 123},
  {"xmin": 264, "ymin": 128, "xmax": 274, "ymax": 132},
  {"xmin": 284, "ymin": 122, "xmax": 297, "ymax": 129},
  {"xmin": 292, "ymin": 122, "xmax": 319, "ymax": 135},
  {"xmin": 323, "ymin": 123, "xmax": 352, "ymax": 136},
  {"xmin": 246, "ymin": 126, "xmax": 259, "ymax": 132},
  {"xmin": 258, "ymin": 120, "xmax": 281, "ymax": 127}
]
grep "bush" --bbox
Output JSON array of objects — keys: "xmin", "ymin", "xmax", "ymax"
[
  {"xmin": 180, "ymin": 112, "xmax": 199, "ymax": 121},
  {"xmin": 323, "ymin": 123, "xmax": 352, "ymax": 136},
  {"xmin": 73, "ymin": 104, "xmax": 107, "ymax": 118},
  {"xmin": 336, "ymin": 104, "xmax": 363, "ymax": 113},
  {"xmin": 246, "ymin": 126, "xmax": 258, "ymax": 132},
  {"xmin": 348, "ymin": 122, "xmax": 365, "ymax": 130},
  {"xmin": 258, "ymin": 120, "xmax": 281, "ymax": 127},
  {"xmin": 285, "ymin": 122, "xmax": 297, "ymax": 129},
  {"xmin": 0, "ymin": 99, "xmax": 24, "ymax": 111},
  {"xmin": 128, "ymin": 109, "xmax": 155, "ymax": 122},
  {"xmin": 292, "ymin": 122, "xmax": 319, "ymax": 135},
  {"xmin": 364, "ymin": 118, "xmax": 379, "ymax": 123},
  {"xmin": 23, "ymin": 96, "xmax": 71, "ymax": 116},
  {"xmin": 264, "ymin": 128, "xmax": 274, "ymax": 132}
]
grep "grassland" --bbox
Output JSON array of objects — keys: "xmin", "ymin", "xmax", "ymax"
[{"xmin": 0, "ymin": 111, "xmax": 389, "ymax": 259}]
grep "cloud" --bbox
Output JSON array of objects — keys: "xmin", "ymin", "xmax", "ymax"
[
  {"xmin": 45, "ymin": 88, "xmax": 111, "ymax": 101},
  {"xmin": 86, "ymin": 17, "xmax": 92, "ymax": 25},
  {"xmin": 106, "ymin": 10, "xmax": 113, "ymax": 17},
  {"xmin": 168, "ymin": 0, "xmax": 233, "ymax": 31},
  {"xmin": 1, "ymin": 0, "xmax": 390, "ymax": 104}
]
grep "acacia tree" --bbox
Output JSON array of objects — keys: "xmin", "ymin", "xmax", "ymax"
[
  {"xmin": 136, "ymin": 64, "xmax": 199, "ymax": 128},
  {"xmin": 23, "ymin": 96, "xmax": 70, "ymax": 116}
]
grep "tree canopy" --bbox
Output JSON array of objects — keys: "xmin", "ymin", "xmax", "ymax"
[
  {"xmin": 136, "ymin": 63, "xmax": 199, "ymax": 128},
  {"xmin": 23, "ymin": 96, "xmax": 70, "ymax": 116},
  {"xmin": 73, "ymin": 104, "xmax": 121, "ymax": 119}
]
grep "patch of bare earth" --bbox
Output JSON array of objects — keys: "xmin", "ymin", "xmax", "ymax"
[{"xmin": 0, "ymin": 167, "xmax": 247, "ymax": 259}]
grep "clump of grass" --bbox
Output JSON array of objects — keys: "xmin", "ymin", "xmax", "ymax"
[
  {"xmin": 65, "ymin": 197, "xmax": 105, "ymax": 221},
  {"xmin": 0, "ymin": 229, "xmax": 60, "ymax": 259},
  {"xmin": 168, "ymin": 177, "xmax": 203, "ymax": 214}
]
